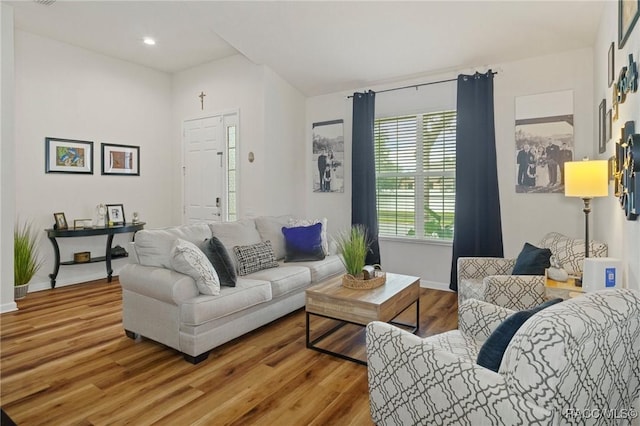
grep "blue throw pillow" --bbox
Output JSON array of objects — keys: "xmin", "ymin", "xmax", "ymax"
[
  {"xmin": 282, "ymin": 223, "xmax": 325, "ymax": 262},
  {"xmin": 512, "ymin": 242, "xmax": 552, "ymax": 275},
  {"xmin": 476, "ymin": 298, "xmax": 563, "ymax": 372},
  {"xmin": 202, "ymin": 237, "xmax": 237, "ymax": 287}
]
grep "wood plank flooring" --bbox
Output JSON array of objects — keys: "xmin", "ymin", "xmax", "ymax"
[{"xmin": 1, "ymin": 278, "xmax": 457, "ymax": 425}]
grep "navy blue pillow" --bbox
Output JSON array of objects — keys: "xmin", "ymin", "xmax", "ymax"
[
  {"xmin": 202, "ymin": 237, "xmax": 237, "ymax": 287},
  {"xmin": 476, "ymin": 298, "xmax": 563, "ymax": 372},
  {"xmin": 282, "ymin": 223, "xmax": 325, "ymax": 262},
  {"xmin": 512, "ymin": 242, "xmax": 552, "ymax": 275}
]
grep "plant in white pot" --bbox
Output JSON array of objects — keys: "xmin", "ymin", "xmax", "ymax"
[{"xmin": 14, "ymin": 221, "xmax": 43, "ymax": 300}]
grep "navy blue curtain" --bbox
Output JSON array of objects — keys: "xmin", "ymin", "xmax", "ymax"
[
  {"xmin": 352, "ymin": 90, "xmax": 381, "ymax": 265},
  {"xmin": 449, "ymin": 71, "xmax": 503, "ymax": 291}
]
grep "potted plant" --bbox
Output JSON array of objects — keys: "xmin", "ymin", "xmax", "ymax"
[
  {"xmin": 335, "ymin": 225, "xmax": 370, "ymax": 277},
  {"xmin": 14, "ymin": 220, "xmax": 43, "ymax": 299}
]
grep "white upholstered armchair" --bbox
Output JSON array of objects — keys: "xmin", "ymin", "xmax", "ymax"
[
  {"xmin": 458, "ymin": 232, "xmax": 608, "ymax": 310},
  {"xmin": 366, "ymin": 289, "xmax": 640, "ymax": 425}
]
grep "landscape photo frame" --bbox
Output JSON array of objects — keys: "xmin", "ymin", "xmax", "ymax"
[
  {"xmin": 45, "ymin": 137, "xmax": 93, "ymax": 174},
  {"xmin": 101, "ymin": 143, "xmax": 140, "ymax": 176},
  {"xmin": 619, "ymin": 0, "xmax": 640, "ymax": 49},
  {"xmin": 106, "ymin": 204, "xmax": 126, "ymax": 226}
]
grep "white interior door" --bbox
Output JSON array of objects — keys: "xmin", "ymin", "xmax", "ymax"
[{"xmin": 183, "ymin": 116, "xmax": 224, "ymax": 224}]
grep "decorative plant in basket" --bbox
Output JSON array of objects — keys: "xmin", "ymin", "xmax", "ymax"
[
  {"xmin": 14, "ymin": 220, "xmax": 43, "ymax": 300},
  {"xmin": 335, "ymin": 225, "xmax": 384, "ymax": 289}
]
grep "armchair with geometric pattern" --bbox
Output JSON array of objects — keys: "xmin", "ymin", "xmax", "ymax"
[
  {"xmin": 458, "ymin": 232, "xmax": 607, "ymax": 311},
  {"xmin": 366, "ymin": 289, "xmax": 640, "ymax": 426}
]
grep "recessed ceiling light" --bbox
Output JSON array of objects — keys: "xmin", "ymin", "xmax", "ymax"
[{"xmin": 143, "ymin": 37, "xmax": 156, "ymax": 46}]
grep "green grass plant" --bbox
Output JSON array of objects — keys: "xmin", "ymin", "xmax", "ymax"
[
  {"xmin": 335, "ymin": 225, "xmax": 370, "ymax": 276},
  {"xmin": 14, "ymin": 221, "xmax": 43, "ymax": 286}
]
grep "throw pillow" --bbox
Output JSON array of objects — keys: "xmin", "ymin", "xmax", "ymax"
[
  {"xmin": 170, "ymin": 238, "xmax": 220, "ymax": 296},
  {"xmin": 233, "ymin": 241, "xmax": 279, "ymax": 276},
  {"xmin": 288, "ymin": 218, "xmax": 329, "ymax": 255},
  {"xmin": 282, "ymin": 223, "xmax": 326, "ymax": 262},
  {"xmin": 512, "ymin": 242, "xmax": 552, "ymax": 275},
  {"xmin": 476, "ymin": 298, "xmax": 563, "ymax": 372},
  {"xmin": 202, "ymin": 237, "xmax": 237, "ymax": 287}
]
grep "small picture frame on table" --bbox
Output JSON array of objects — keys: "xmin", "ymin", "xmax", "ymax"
[
  {"xmin": 598, "ymin": 99, "xmax": 607, "ymax": 154},
  {"xmin": 53, "ymin": 212, "xmax": 68, "ymax": 230},
  {"xmin": 106, "ymin": 204, "xmax": 125, "ymax": 226}
]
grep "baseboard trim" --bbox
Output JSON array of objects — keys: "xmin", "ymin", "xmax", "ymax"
[
  {"xmin": 419, "ymin": 280, "xmax": 453, "ymax": 292},
  {"xmin": 1, "ymin": 302, "xmax": 18, "ymax": 314}
]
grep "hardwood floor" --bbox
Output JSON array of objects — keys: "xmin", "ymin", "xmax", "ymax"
[{"xmin": 1, "ymin": 279, "xmax": 458, "ymax": 425}]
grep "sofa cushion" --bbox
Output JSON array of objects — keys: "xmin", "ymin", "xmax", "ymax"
[
  {"xmin": 134, "ymin": 223, "xmax": 211, "ymax": 269},
  {"xmin": 288, "ymin": 217, "xmax": 329, "ymax": 255},
  {"xmin": 282, "ymin": 223, "xmax": 326, "ymax": 262},
  {"xmin": 254, "ymin": 215, "xmax": 293, "ymax": 260},
  {"xmin": 202, "ymin": 237, "xmax": 237, "ymax": 287},
  {"xmin": 209, "ymin": 219, "xmax": 262, "ymax": 270},
  {"xmin": 279, "ymin": 255, "xmax": 345, "ymax": 283},
  {"xmin": 246, "ymin": 266, "xmax": 311, "ymax": 298},
  {"xmin": 476, "ymin": 298, "xmax": 563, "ymax": 372},
  {"xmin": 170, "ymin": 239, "xmax": 220, "ymax": 296},
  {"xmin": 512, "ymin": 243, "xmax": 552, "ymax": 275},
  {"xmin": 180, "ymin": 278, "xmax": 272, "ymax": 325},
  {"xmin": 233, "ymin": 241, "xmax": 279, "ymax": 276}
]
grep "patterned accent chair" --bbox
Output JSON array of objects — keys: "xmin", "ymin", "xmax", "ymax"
[
  {"xmin": 458, "ymin": 232, "xmax": 607, "ymax": 310},
  {"xmin": 366, "ymin": 289, "xmax": 640, "ymax": 426}
]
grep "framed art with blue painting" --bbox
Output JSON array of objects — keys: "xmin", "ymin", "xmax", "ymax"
[{"xmin": 45, "ymin": 137, "xmax": 94, "ymax": 174}]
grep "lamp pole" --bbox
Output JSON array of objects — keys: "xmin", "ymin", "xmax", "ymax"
[{"xmin": 582, "ymin": 197, "xmax": 591, "ymax": 259}]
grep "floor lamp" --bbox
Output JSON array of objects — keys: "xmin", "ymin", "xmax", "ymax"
[{"xmin": 564, "ymin": 159, "xmax": 608, "ymax": 285}]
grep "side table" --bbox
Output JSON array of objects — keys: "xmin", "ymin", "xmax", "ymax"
[
  {"xmin": 45, "ymin": 222, "xmax": 145, "ymax": 288},
  {"xmin": 545, "ymin": 273, "xmax": 584, "ymax": 300}
]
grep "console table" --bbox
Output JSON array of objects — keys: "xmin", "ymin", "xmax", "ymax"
[{"xmin": 45, "ymin": 222, "xmax": 145, "ymax": 288}]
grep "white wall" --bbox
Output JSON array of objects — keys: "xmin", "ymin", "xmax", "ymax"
[
  {"xmin": 13, "ymin": 30, "xmax": 173, "ymax": 292},
  {"xmin": 0, "ymin": 3, "xmax": 17, "ymax": 313},
  {"xmin": 306, "ymin": 48, "xmax": 595, "ymax": 288},
  {"xmin": 593, "ymin": 2, "xmax": 640, "ymax": 291},
  {"xmin": 171, "ymin": 55, "xmax": 305, "ymax": 221}
]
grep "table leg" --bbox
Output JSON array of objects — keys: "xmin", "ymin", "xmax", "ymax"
[
  {"xmin": 105, "ymin": 234, "xmax": 115, "ymax": 282},
  {"xmin": 47, "ymin": 236, "xmax": 60, "ymax": 288}
]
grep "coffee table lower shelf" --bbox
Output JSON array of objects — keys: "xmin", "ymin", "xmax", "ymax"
[{"xmin": 305, "ymin": 299, "xmax": 419, "ymax": 366}]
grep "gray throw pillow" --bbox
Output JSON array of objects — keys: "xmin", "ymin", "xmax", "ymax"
[{"xmin": 202, "ymin": 237, "xmax": 237, "ymax": 287}]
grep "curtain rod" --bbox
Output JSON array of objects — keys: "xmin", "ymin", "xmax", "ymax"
[{"xmin": 346, "ymin": 71, "xmax": 498, "ymax": 99}]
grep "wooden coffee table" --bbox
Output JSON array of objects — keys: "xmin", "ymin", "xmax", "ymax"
[{"xmin": 305, "ymin": 272, "xmax": 420, "ymax": 365}]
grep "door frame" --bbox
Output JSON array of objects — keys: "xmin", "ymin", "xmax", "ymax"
[{"xmin": 181, "ymin": 109, "xmax": 240, "ymax": 224}]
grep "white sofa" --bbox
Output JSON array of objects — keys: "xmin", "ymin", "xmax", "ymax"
[{"xmin": 119, "ymin": 216, "xmax": 345, "ymax": 363}]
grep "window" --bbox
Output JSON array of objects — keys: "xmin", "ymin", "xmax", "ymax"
[
  {"xmin": 226, "ymin": 124, "xmax": 237, "ymax": 221},
  {"xmin": 374, "ymin": 111, "xmax": 456, "ymax": 241}
]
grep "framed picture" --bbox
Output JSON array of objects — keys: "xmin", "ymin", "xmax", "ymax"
[
  {"xmin": 45, "ymin": 137, "xmax": 93, "ymax": 174},
  {"xmin": 599, "ymin": 99, "xmax": 607, "ymax": 154},
  {"xmin": 312, "ymin": 120, "xmax": 345, "ymax": 193},
  {"xmin": 101, "ymin": 143, "xmax": 140, "ymax": 176},
  {"xmin": 73, "ymin": 219, "xmax": 92, "ymax": 229},
  {"xmin": 608, "ymin": 42, "xmax": 615, "ymax": 88},
  {"xmin": 53, "ymin": 212, "xmax": 68, "ymax": 230},
  {"xmin": 619, "ymin": 0, "xmax": 640, "ymax": 49},
  {"xmin": 106, "ymin": 204, "xmax": 126, "ymax": 226},
  {"xmin": 606, "ymin": 109, "xmax": 612, "ymax": 142}
]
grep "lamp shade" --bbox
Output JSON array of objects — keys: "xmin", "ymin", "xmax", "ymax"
[{"xmin": 564, "ymin": 160, "xmax": 608, "ymax": 198}]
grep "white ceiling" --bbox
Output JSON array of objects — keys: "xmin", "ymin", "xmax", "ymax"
[{"xmin": 8, "ymin": 0, "xmax": 606, "ymax": 96}]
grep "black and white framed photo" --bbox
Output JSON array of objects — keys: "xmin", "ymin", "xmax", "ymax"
[
  {"xmin": 101, "ymin": 143, "xmax": 140, "ymax": 176},
  {"xmin": 312, "ymin": 119, "xmax": 344, "ymax": 193},
  {"xmin": 599, "ymin": 99, "xmax": 607, "ymax": 154},
  {"xmin": 608, "ymin": 42, "xmax": 615, "ymax": 87},
  {"xmin": 106, "ymin": 204, "xmax": 126, "ymax": 226},
  {"xmin": 619, "ymin": 0, "xmax": 640, "ymax": 49},
  {"xmin": 45, "ymin": 137, "xmax": 93, "ymax": 174}
]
